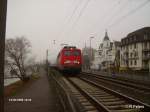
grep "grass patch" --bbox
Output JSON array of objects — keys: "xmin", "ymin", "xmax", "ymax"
[
  {"xmin": 4, "ymin": 73, "xmax": 41, "ymax": 97},
  {"xmin": 4, "ymin": 80, "xmax": 24, "ymax": 97}
]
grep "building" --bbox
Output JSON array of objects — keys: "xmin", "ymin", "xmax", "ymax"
[
  {"xmin": 120, "ymin": 27, "xmax": 150, "ymax": 72},
  {"xmin": 92, "ymin": 31, "xmax": 121, "ymax": 71}
]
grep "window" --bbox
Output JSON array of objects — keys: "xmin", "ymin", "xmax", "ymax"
[
  {"xmin": 73, "ymin": 51, "xmax": 80, "ymax": 56},
  {"xmin": 130, "ymin": 60, "xmax": 132, "ymax": 65},
  {"xmin": 126, "ymin": 46, "xmax": 128, "ymax": 50},
  {"xmin": 134, "ymin": 43, "xmax": 136, "ymax": 49},
  {"xmin": 144, "ymin": 42, "xmax": 147, "ymax": 49},
  {"xmin": 130, "ymin": 37, "xmax": 132, "ymax": 42},
  {"xmin": 126, "ymin": 39, "xmax": 128, "ymax": 43},
  {"xmin": 130, "ymin": 44, "xmax": 132, "ymax": 49},
  {"xmin": 134, "ymin": 52, "xmax": 136, "ymax": 57},
  {"xmin": 134, "ymin": 36, "xmax": 136, "ymax": 41},
  {"xmin": 144, "ymin": 34, "xmax": 147, "ymax": 40},
  {"xmin": 64, "ymin": 51, "xmax": 71, "ymax": 56},
  {"xmin": 130, "ymin": 53, "xmax": 132, "ymax": 58},
  {"xmin": 134, "ymin": 60, "xmax": 137, "ymax": 65},
  {"xmin": 99, "ymin": 52, "xmax": 102, "ymax": 55}
]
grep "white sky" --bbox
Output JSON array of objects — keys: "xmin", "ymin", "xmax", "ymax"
[{"xmin": 6, "ymin": 0, "xmax": 150, "ymax": 63}]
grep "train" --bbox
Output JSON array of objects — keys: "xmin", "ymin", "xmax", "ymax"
[{"xmin": 56, "ymin": 46, "xmax": 82, "ymax": 73}]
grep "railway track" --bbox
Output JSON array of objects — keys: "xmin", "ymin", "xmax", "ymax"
[
  {"xmin": 80, "ymin": 72, "xmax": 150, "ymax": 94},
  {"xmin": 50, "ymin": 69, "xmax": 150, "ymax": 112},
  {"xmin": 67, "ymin": 77, "xmax": 150, "ymax": 112}
]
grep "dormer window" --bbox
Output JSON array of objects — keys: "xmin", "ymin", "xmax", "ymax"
[
  {"xmin": 126, "ymin": 39, "xmax": 128, "ymax": 43},
  {"xmin": 144, "ymin": 34, "xmax": 147, "ymax": 40},
  {"xmin": 134, "ymin": 35, "xmax": 136, "ymax": 41}
]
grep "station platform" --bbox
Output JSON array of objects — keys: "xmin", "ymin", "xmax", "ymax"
[{"xmin": 4, "ymin": 69, "xmax": 62, "ymax": 112}]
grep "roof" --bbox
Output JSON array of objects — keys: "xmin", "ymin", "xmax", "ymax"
[
  {"xmin": 113, "ymin": 41, "xmax": 121, "ymax": 46},
  {"xmin": 121, "ymin": 27, "xmax": 150, "ymax": 46},
  {"xmin": 127, "ymin": 27, "xmax": 150, "ymax": 37},
  {"xmin": 63, "ymin": 46, "xmax": 76, "ymax": 49},
  {"xmin": 103, "ymin": 31, "xmax": 110, "ymax": 41}
]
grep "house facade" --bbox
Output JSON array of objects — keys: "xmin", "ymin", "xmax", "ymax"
[
  {"xmin": 120, "ymin": 27, "xmax": 150, "ymax": 71},
  {"xmin": 92, "ymin": 31, "xmax": 121, "ymax": 71}
]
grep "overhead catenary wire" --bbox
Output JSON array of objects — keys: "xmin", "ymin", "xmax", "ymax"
[
  {"xmin": 108, "ymin": 0, "xmax": 150, "ymax": 28},
  {"xmin": 92, "ymin": 0, "xmax": 123, "ymax": 38},
  {"xmin": 65, "ymin": 0, "xmax": 82, "ymax": 27},
  {"xmin": 95, "ymin": 0, "xmax": 150, "ymax": 39},
  {"xmin": 104, "ymin": 0, "xmax": 130, "ymax": 27},
  {"xmin": 66, "ymin": 0, "xmax": 91, "ymax": 36},
  {"xmin": 56, "ymin": 0, "xmax": 82, "ymax": 40}
]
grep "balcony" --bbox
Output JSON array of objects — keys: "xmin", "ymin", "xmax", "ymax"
[
  {"xmin": 128, "ymin": 57, "xmax": 139, "ymax": 60},
  {"xmin": 142, "ymin": 55, "xmax": 150, "ymax": 61},
  {"xmin": 124, "ymin": 49, "xmax": 129, "ymax": 54},
  {"xmin": 142, "ymin": 48, "xmax": 150, "ymax": 52},
  {"xmin": 142, "ymin": 65, "xmax": 149, "ymax": 69}
]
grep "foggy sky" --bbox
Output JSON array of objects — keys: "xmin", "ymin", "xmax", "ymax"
[{"xmin": 6, "ymin": 0, "xmax": 150, "ymax": 63}]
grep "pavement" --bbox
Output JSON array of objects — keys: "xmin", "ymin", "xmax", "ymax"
[{"xmin": 4, "ymin": 69, "xmax": 62, "ymax": 112}]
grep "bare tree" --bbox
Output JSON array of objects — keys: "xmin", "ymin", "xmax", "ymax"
[{"xmin": 5, "ymin": 36, "xmax": 31, "ymax": 81}]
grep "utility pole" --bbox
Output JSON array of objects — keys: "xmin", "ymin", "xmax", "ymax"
[
  {"xmin": 53, "ymin": 40, "xmax": 56, "ymax": 44},
  {"xmin": 0, "ymin": 0, "xmax": 7, "ymax": 111},
  {"xmin": 46, "ymin": 50, "xmax": 48, "ymax": 75},
  {"xmin": 89, "ymin": 37, "xmax": 94, "ymax": 69}
]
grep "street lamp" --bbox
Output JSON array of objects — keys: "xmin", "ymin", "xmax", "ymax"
[{"xmin": 89, "ymin": 36, "xmax": 94, "ymax": 68}]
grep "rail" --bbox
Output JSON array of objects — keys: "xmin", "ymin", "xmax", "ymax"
[
  {"xmin": 81, "ymin": 72, "xmax": 150, "ymax": 92},
  {"xmin": 68, "ymin": 77, "xmax": 150, "ymax": 112}
]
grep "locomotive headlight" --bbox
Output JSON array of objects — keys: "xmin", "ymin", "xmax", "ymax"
[
  {"xmin": 73, "ymin": 60, "xmax": 80, "ymax": 64},
  {"xmin": 64, "ymin": 60, "xmax": 71, "ymax": 64}
]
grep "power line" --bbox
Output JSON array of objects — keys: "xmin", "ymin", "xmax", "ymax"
[
  {"xmin": 93, "ymin": 0, "xmax": 124, "ymax": 37},
  {"xmin": 95, "ymin": 0, "xmax": 150, "ymax": 38},
  {"xmin": 65, "ymin": 0, "xmax": 82, "ymax": 27},
  {"xmin": 57, "ymin": 0, "xmax": 82, "ymax": 40},
  {"xmin": 67, "ymin": 0, "xmax": 91, "ymax": 35},
  {"xmin": 105, "ymin": 0, "xmax": 130, "ymax": 27},
  {"xmin": 108, "ymin": 0, "xmax": 150, "ymax": 28}
]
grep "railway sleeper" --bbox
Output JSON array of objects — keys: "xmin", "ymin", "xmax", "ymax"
[
  {"xmin": 91, "ymin": 94, "xmax": 111, "ymax": 97},
  {"xmin": 83, "ymin": 105, "xmax": 97, "ymax": 111},
  {"xmin": 81, "ymin": 102, "xmax": 92, "ymax": 106},
  {"xmin": 88, "ymin": 90, "xmax": 106, "ymax": 93},
  {"xmin": 103, "ymin": 101, "xmax": 126, "ymax": 105},
  {"xmin": 86, "ymin": 110, "xmax": 99, "ymax": 112},
  {"xmin": 78, "ymin": 99, "xmax": 88, "ymax": 102},
  {"xmin": 112, "ymin": 108, "xmax": 141, "ymax": 112},
  {"xmin": 98, "ymin": 98, "xmax": 121, "ymax": 102},
  {"xmin": 97, "ymin": 96, "xmax": 116, "ymax": 99},
  {"xmin": 106, "ymin": 104, "xmax": 129, "ymax": 109}
]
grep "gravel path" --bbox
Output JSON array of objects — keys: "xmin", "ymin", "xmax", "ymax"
[{"xmin": 4, "ymin": 69, "xmax": 62, "ymax": 112}]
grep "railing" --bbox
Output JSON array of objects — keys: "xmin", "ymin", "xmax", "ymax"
[
  {"xmin": 142, "ymin": 48, "xmax": 150, "ymax": 52},
  {"xmin": 142, "ymin": 55, "xmax": 150, "ymax": 60}
]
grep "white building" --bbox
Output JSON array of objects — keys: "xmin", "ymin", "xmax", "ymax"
[
  {"xmin": 92, "ymin": 31, "xmax": 121, "ymax": 71},
  {"xmin": 120, "ymin": 27, "xmax": 150, "ymax": 71}
]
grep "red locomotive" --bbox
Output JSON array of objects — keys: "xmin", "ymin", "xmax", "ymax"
[{"xmin": 57, "ymin": 46, "xmax": 82, "ymax": 73}]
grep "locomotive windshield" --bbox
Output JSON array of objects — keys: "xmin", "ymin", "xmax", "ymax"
[
  {"xmin": 64, "ymin": 51, "xmax": 71, "ymax": 56},
  {"xmin": 64, "ymin": 50, "xmax": 80, "ymax": 56},
  {"xmin": 72, "ymin": 51, "xmax": 80, "ymax": 56}
]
